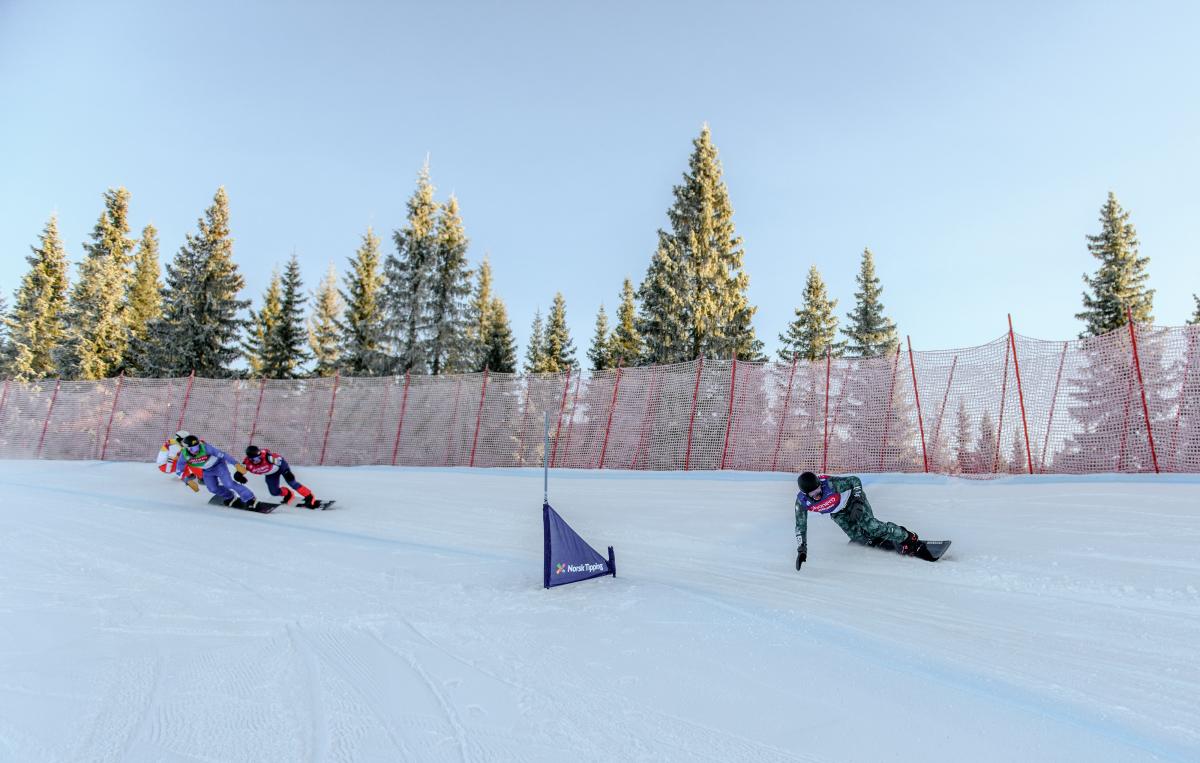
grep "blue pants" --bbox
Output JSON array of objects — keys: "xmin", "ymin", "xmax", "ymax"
[{"xmin": 203, "ymin": 461, "xmax": 254, "ymax": 503}]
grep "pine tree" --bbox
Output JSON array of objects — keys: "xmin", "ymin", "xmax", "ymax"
[
  {"xmin": 339, "ymin": 227, "xmax": 386, "ymax": 376},
  {"xmin": 426, "ymin": 195, "xmax": 472, "ymax": 374},
  {"xmin": 543, "ymin": 292, "xmax": 576, "ymax": 372},
  {"xmin": 262, "ymin": 255, "xmax": 309, "ymax": 379},
  {"xmin": 976, "ymin": 412, "xmax": 997, "ymax": 473},
  {"xmin": 4, "ymin": 217, "xmax": 71, "ymax": 380},
  {"xmin": 1077, "ymin": 192, "xmax": 1153, "ymax": 336},
  {"xmin": 954, "ymin": 399, "xmax": 974, "ymax": 474},
  {"xmin": 842, "ymin": 248, "xmax": 898, "ymax": 358},
  {"xmin": 141, "ymin": 187, "xmax": 249, "ymax": 377},
  {"xmin": 57, "ymin": 188, "xmax": 136, "ymax": 378},
  {"xmin": 124, "ymin": 224, "xmax": 162, "ymax": 376},
  {"xmin": 308, "ymin": 264, "xmax": 342, "ymax": 377},
  {"xmin": 244, "ymin": 270, "xmax": 283, "ymax": 378},
  {"xmin": 1008, "ymin": 428, "xmax": 1028, "ymax": 474},
  {"xmin": 779, "ymin": 265, "xmax": 843, "ymax": 361},
  {"xmin": 609, "ymin": 278, "xmax": 643, "ymax": 366},
  {"xmin": 1189, "ymin": 294, "xmax": 1199, "ymax": 325},
  {"xmin": 0, "ymin": 293, "xmax": 8, "ymax": 368},
  {"xmin": 465, "ymin": 255, "xmax": 494, "ymax": 371},
  {"xmin": 637, "ymin": 125, "xmax": 762, "ymax": 363},
  {"xmin": 524, "ymin": 309, "xmax": 547, "ymax": 373},
  {"xmin": 384, "ymin": 164, "xmax": 439, "ymax": 373},
  {"xmin": 587, "ymin": 304, "xmax": 612, "ymax": 370},
  {"xmin": 481, "ymin": 297, "xmax": 517, "ymax": 373}
]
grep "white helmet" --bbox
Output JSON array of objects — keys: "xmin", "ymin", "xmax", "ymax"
[{"xmin": 173, "ymin": 430, "xmax": 191, "ymax": 445}]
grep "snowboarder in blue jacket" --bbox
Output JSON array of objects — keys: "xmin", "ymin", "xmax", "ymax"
[{"xmin": 175, "ymin": 434, "xmax": 259, "ymax": 509}]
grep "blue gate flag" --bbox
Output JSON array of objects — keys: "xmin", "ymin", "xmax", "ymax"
[{"xmin": 543, "ymin": 503, "xmax": 616, "ymax": 589}]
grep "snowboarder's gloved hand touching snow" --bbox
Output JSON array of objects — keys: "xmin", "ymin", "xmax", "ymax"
[
  {"xmin": 795, "ymin": 543, "xmax": 807, "ymax": 571},
  {"xmin": 233, "ymin": 470, "xmax": 247, "ymax": 484}
]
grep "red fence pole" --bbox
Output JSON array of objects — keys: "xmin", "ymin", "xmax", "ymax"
[
  {"xmin": 1169, "ymin": 328, "xmax": 1196, "ymax": 472},
  {"xmin": 1128, "ymin": 309, "xmax": 1161, "ymax": 473},
  {"xmin": 684, "ymin": 357, "xmax": 704, "ymax": 470},
  {"xmin": 99, "ymin": 373, "xmax": 124, "ymax": 461},
  {"xmin": 36, "ymin": 379, "xmax": 61, "ymax": 459},
  {"xmin": 822, "ymin": 350, "xmax": 832, "ymax": 473},
  {"xmin": 907, "ymin": 337, "xmax": 930, "ymax": 473},
  {"xmin": 550, "ymin": 367, "xmax": 572, "ymax": 468},
  {"xmin": 878, "ymin": 347, "xmax": 902, "ymax": 472},
  {"xmin": 390, "ymin": 372, "xmax": 411, "ymax": 466},
  {"xmin": 0, "ymin": 379, "xmax": 10, "ymax": 447},
  {"xmin": 318, "ymin": 372, "xmax": 340, "ymax": 466},
  {"xmin": 559, "ymin": 372, "xmax": 583, "ymax": 467},
  {"xmin": 993, "ymin": 335, "xmax": 1011, "ymax": 473},
  {"xmin": 720, "ymin": 358, "xmax": 738, "ymax": 470},
  {"xmin": 771, "ymin": 355, "xmax": 799, "ymax": 472},
  {"xmin": 1039, "ymin": 342, "xmax": 1068, "ymax": 473},
  {"xmin": 631, "ymin": 366, "xmax": 662, "ymax": 470},
  {"xmin": 1008, "ymin": 316, "xmax": 1034, "ymax": 474},
  {"xmin": 176, "ymin": 370, "xmax": 195, "ymax": 430},
  {"xmin": 827, "ymin": 361, "xmax": 855, "ymax": 473},
  {"xmin": 443, "ymin": 378, "xmax": 464, "ymax": 466},
  {"xmin": 248, "ymin": 378, "xmax": 266, "ymax": 443},
  {"xmin": 469, "ymin": 368, "xmax": 489, "ymax": 467},
  {"xmin": 929, "ymin": 355, "xmax": 958, "ymax": 464},
  {"xmin": 598, "ymin": 364, "xmax": 623, "ymax": 469}
]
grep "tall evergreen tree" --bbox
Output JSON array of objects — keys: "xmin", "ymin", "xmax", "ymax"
[
  {"xmin": 465, "ymin": 255, "xmax": 494, "ymax": 371},
  {"xmin": 953, "ymin": 399, "xmax": 973, "ymax": 474},
  {"xmin": 481, "ymin": 297, "xmax": 517, "ymax": 373},
  {"xmin": 1191, "ymin": 294, "xmax": 1200, "ymax": 325},
  {"xmin": 975, "ymin": 412, "xmax": 998, "ymax": 474},
  {"xmin": 384, "ymin": 164, "xmax": 439, "ymax": 373},
  {"xmin": 524, "ymin": 309, "xmax": 547, "ymax": 373},
  {"xmin": 426, "ymin": 195, "xmax": 472, "ymax": 374},
  {"xmin": 637, "ymin": 125, "xmax": 762, "ymax": 363},
  {"xmin": 244, "ymin": 270, "xmax": 283, "ymax": 378},
  {"xmin": 842, "ymin": 248, "xmax": 898, "ymax": 357},
  {"xmin": 587, "ymin": 304, "xmax": 612, "ymax": 371},
  {"xmin": 125, "ymin": 224, "xmax": 162, "ymax": 373},
  {"xmin": 57, "ymin": 188, "xmax": 136, "ymax": 379},
  {"xmin": 308, "ymin": 264, "xmax": 342, "ymax": 377},
  {"xmin": 262, "ymin": 255, "xmax": 310, "ymax": 378},
  {"xmin": 339, "ymin": 227, "xmax": 386, "ymax": 375},
  {"xmin": 142, "ymin": 187, "xmax": 248, "ymax": 377},
  {"xmin": 4, "ymin": 217, "xmax": 71, "ymax": 380},
  {"xmin": 543, "ymin": 292, "xmax": 576, "ymax": 371},
  {"xmin": 1077, "ymin": 192, "xmax": 1153, "ymax": 336},
  {"xmin": 779, "ymin": 265, "xmax": 843, "ymax": 361},
  {"xmin": 609, "ymin": 278, "xmax": 643, "ymax": 365},
  {"xmin": 0, "ymin": 292, "xmax": 8, "ymax": 368}
]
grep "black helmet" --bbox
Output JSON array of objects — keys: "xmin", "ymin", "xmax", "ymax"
[
  {"xmin": 798, "ymin": 471, "xmax": 820, "ymax": 494},
  {"xmin": 246, "ymin": 445, "xmax": 261, "ymax": 459},
  {"xmin": 183, "ymin": 434, "xmax": 201, "ymax": 448}
]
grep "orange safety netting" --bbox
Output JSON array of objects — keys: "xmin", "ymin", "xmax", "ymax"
[{"xmin": 1, "ymin": 322, "xmax": 1197, "ymax": 474}]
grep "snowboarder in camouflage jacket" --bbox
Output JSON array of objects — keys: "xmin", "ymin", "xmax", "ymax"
[{"xmin": 794, "ymin": 471, "xmax": 928, "ymax": 569}]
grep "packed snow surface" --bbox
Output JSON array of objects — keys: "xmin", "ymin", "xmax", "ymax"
[{"xmin": 0, "ymin": 461, "xmax": 1197, "ymax": 762}]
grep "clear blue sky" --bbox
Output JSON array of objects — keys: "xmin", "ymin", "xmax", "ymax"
[{"xmin": 3, "ymin": 0, "xmax": 1198, "ymax": 359}]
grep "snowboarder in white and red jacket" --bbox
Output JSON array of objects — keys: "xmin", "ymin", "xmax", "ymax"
[
  {"xmin": 794, "ymin": 471, "xmax": 927, "ymax": 570},
  {"xmin": 236, "ymin": 445, "xmax": 320, "ymax": 508}
]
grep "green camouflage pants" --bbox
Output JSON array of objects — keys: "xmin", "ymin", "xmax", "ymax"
[{"xmin": 831, "ymin": 496, "xmax": 908, "ymax": 546}]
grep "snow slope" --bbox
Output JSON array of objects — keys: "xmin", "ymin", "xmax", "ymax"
[{"xmin": 0, "ymin": 461, "xmax": 1197, "ymax": 762}]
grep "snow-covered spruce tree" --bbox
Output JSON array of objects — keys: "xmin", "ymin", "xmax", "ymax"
[
  {"xmin": 609, "ymin": 277, "xmax": 643, "ymax": 366},
  {"xmin": 524, "ymin": 309, "xmax": 547, "ymax": 373},
  {"xmin": 57, "ymin": 187, "xmax": 136, "ymax": 379},
  {"xmin": 779, "ymin": 265, "xmax": 843, "ymax": 362},
  {"xmin": 481, "ymin": 297, "xmax": 517, "ymax": 373},
  {"xmin": 339, "ymin": 227, "xmax": 386, "ymax": 376},
  {"xmin": 0, "ymin": 293, "xmax": 8, "ymax": 369},
  {"xmin": 1076, "ymin": 192, "xmax": 1153, "ymax": 336},
  {"xmin": 953, "ymin": 399, "xmax": 974, "ymax": 474},
  {"xmin": 1189, "ymin": 294, "xmax": 1199, "ymax": 325},
  {"xmin": 141, "ymin": 188, "xmax": 248, "ymax": 378},
  {"xmin": 244, "ymin": 270, "xmax": 282, "ymax": 378},
  {"xmin": 975, "ymin": 412, "xmax": 998, "ymax": 473},
  {"xmin": 4, "ymin": 216, "xmax": 71, "ymax": 381},
  {"xmin": 842, "ymin": 248, "xmax": 898, "ymax": 358},
  {"xmin": 123, "ymin": 224, "xmax": 163, "ymax": 375},
  {"xmin": 309, "ymin": 264, "xmax": 343, "ymax": 377},
  {"xmin": 543, "ymin": 292, "xmax": 577, "ymax": 372},
  {"xmin": 587, "ymin": 304, "xmax": 611, "ymax": 371},
  {"xmin": 464, "ymin": 255, "xmax": 494, "ymax": 372},
  {"xmin": 426, "ymin": 195, "xmax": 472, "ymax": 375},
  {"xmin": 260, "ymin": 255, "xmax": 310, "ymax": 379},
  {"xmin": 384, "ymin": 164, "xmax": 439, "ymax": 374},
  {"xmin": 637, "ymin": 125, "xmax": 762, "ymax": 363},
  {"xmin": 1008, "ymin": 427, "xmax": 1028, "ymax": 474}
]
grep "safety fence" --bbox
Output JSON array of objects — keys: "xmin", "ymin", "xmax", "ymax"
[{"xmin": 0, "ymin": 318, "xmax": 1197, "ymax": 474}]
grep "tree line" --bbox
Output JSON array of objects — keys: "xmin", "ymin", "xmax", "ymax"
[{"xmin": 2, "ymin": 128, "xmax": 1197, "ymax": 383}]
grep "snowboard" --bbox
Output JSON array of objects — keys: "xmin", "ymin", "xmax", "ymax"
[
  {"xmin": 207, "ymin": 496, "xmax": 281, "ymax": 513},
  {"xmin": 851, "ymin": 538, "xmax": 952, "ymax": 562},
  {"xmin": 298, "ymin": 499, "xmax": 336, "ymax": 511}
]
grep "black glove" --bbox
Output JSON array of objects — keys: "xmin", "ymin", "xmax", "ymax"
[
  {"xmin": 795, "ymin": 544, "xmax": 807, "ymax": 571},
  {"xmin": 233, "ymin": 471, "xmax": 247, "ymax": 484}
]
